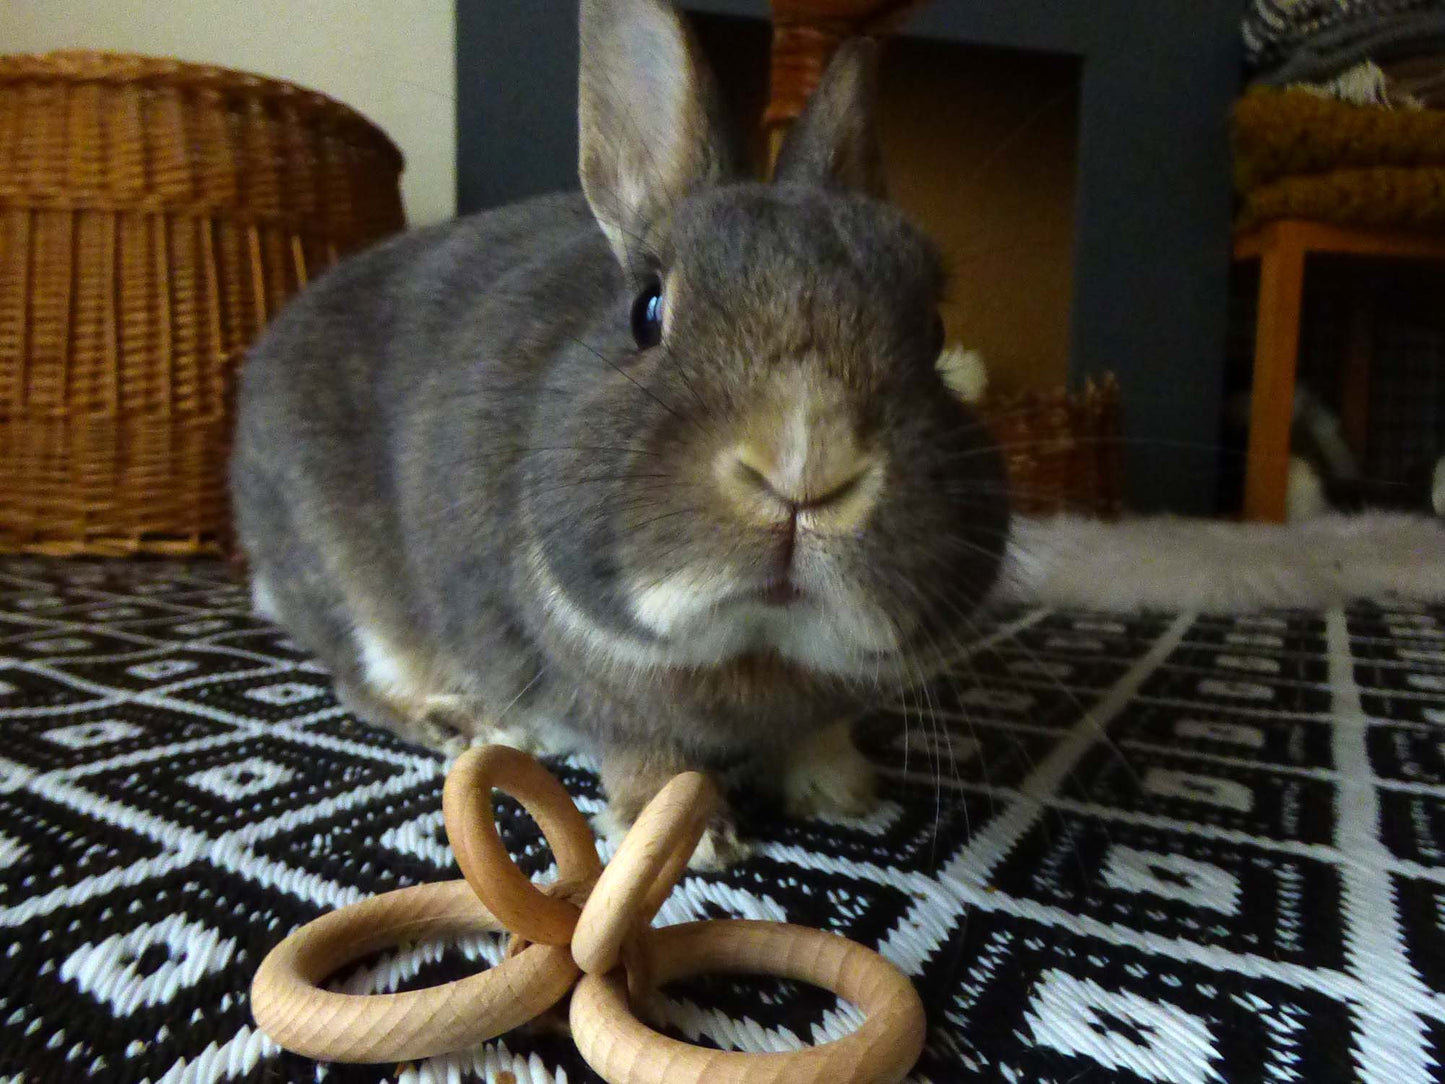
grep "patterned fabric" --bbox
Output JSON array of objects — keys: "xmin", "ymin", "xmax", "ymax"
[
  {"xmin": 1244, "ymin": 0, "xmax": 1445, "ymax": 83},
  {"xmin": 3, "ymin": 558, "xmax": 1445, "ymax": 1083}
]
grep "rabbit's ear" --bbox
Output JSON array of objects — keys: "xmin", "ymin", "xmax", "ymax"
[
  {"xmin": 772, "ymin": 39, "xmax": 886, "ymax": 197},
  {"xmin": 579, "ymin": 0, "xmax": 730, "ymax": 267}
]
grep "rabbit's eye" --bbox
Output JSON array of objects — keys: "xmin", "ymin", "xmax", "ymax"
[
  {"xmin": 631, "ymin": 281, "xmax": 664, "ymax": 349},
  {"xmin": 930, "ymin": 312, "xmax": 946, "ymax": 359}
]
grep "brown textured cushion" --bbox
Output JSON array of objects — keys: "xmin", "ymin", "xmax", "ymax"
[
  {"xmin": 1237, "ymin": 165, "xmax": 1445, "ymax": 231},
  {"xmin": 1232, "ymin": 88, "xmax": 1445, "ymax": 230},
  {"xmin": 1233, "ymin": 88, "xmax": 1445, "ymax": 188}
]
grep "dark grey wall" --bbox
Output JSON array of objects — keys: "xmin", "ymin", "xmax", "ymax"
[
  {"xmin": 456, "ymin": 1, "xmax": 579, "ymax": 212},
  {"xmin": 456, "ymin": 0, "xmax": 1245, "ymax": 512}
]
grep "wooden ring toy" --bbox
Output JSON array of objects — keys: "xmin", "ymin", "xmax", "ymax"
[
  {"xmin": 573, "ymin": 769, "xmax": 717, "ymax": 975},
  {"xmin": 443, "ymin": 743, "xmax": 603, "ymax": 946},
  {"xmin": 252, "ymin": 745, "xmax": 927, "ymax": 1084},
  {"xmin": 249, "ymin": 879, "xmax": 577, "ymax": 1062},
  {"xmin": 571, "ymin": 920, "xmax": 927, "ymax": 1084}
]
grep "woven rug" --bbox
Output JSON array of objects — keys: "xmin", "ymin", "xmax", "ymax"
[{"xmin": 3, "ymin": 558, "xmax": 1445, "ymax": 1083}]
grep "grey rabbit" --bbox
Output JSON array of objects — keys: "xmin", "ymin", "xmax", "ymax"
[
  {"xmin": 230, "ymin": 0, "xmax": 1009, "ymax": 862},
  {"xmin": 232, "ymin": 0, "xmax": 1445, "ymax": 861}
]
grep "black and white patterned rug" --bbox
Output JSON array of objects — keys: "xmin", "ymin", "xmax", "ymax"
[{"xmin": 3, "ymin": 557, "xmax": 1445, "ymax": 1083}]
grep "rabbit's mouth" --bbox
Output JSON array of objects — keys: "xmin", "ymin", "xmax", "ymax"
[
  {"xmin": 622, "ymin": 566, "xmax": 901, "ymax": 676},
  {"xmin": 757, "ymin": 578, "xmax": 804, "ymax": 608},
  {"xmin": 529, "ymin": 536, "xmax": 907, "ymax": 678},
  {"xmin": 713, "ymin": 580, "xmax": 804, "ymax": 611}
]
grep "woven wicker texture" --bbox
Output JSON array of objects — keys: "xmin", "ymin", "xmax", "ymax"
[
  {"xmin": 0, "ymin": 51, "xmax": 405, "ymax": 556},
  {"xmin": 979, "ymin": 375, "xmax": 1123, "ymax": 518}
]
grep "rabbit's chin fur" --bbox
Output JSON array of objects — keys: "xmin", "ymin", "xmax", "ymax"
[{"xmin": 537, "ymin": 547, "xmax": 900, "ymax": 677}]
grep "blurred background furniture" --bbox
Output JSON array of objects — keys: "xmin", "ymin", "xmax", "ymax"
[
  {"xmin": 1234, "ymin": 219, "xmax": 1445, "ymax": 520},
  {"xmin": 0, "ymin": 51, "xmax": 405, "ymax": 556},
  {"xmin": 1230, "ymin": 87, "xmax": 1445, "ymax": 521}
]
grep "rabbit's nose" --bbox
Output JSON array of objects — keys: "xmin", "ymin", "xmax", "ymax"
[
  {"xmin": 729, "ymin": 450, "xmax": 866, "ymax": 512},
  {"xmin": 717, "ymin": 412, "xmax": 882, "ymax": 533}
]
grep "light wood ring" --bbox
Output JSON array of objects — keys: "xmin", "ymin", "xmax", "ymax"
[
  {"xmin": 570, "ymin": 920, "xmax": 926, "ymax": 1084},
  {"xmin": 443, "ymin": 744, "xmax": 604, "ymax": 946},
  {"xmin": 250, "ymin": 880, "xmax": 578, "ymax": 1063},
  {"xmin": 572, "ymin": 771, "xmax": 718, "ymax": 975}
]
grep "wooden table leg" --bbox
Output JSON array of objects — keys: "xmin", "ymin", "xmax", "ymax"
[{"xmin": 1244, "ymin": 223, "xmax": 1307, "ymax": 522}]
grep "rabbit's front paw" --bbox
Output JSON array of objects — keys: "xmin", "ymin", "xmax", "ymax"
[
  {"xmin": 599, "ymin": 802, "xmax": 750, "ymax": 871},
  {"xmin": 687, "ymin": 813, "xmax": 752, "ymax": 870},
  {"xmin": 784, "ymin": 720, "xmax": 878, "ymax": 820},
  {"xmin": 599, "ymin": 747, "xmax": 750, "ymax": 869}
]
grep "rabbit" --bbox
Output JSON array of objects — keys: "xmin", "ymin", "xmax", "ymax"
[
  {"xmin": 230, "ymin": 0, "xmax": 1010, "ymax": 865},
  {"xmin": 234, "ymin": 0, "xmax": 1445, "ymax": 865}
]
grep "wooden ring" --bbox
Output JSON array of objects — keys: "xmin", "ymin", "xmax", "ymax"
[
  {"xmin": 443, "ymin": 745, "xmax": 603, "ymax": 946},
  {"xmin": 570, "ymin": 920, "xmax": 926, "ymax": 1084},
  {"xmin": 572, "ymin": 771, "xmax": 718, "ymax": 975},
  {"xmin": 250, "ymin": 880, "xmax": 578, "ymax": 1063}
]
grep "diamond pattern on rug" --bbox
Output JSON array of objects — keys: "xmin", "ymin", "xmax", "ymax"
[{"xmin": 1, "ymin": 560, "xmax": 1444, "ymax": 1083}]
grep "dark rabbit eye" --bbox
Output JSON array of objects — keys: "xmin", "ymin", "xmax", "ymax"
[
  {"xmin": 631, "ymin": 281, "xmax": 664, "ymax": 348},
  {"xmin": 930, "ymin": 312, "xmax": 946, "ymax": 358}
]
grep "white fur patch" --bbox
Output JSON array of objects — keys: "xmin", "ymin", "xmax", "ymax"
[
  {"xmin": 630, "ymin": 569, "xmax": 741, "ymax": 637},
  {"xmin": 775, "ymin": 399, "xmax": 811, "ymax": 496},
  {"xmin": 354, "ymin": 626, "xmax": 424, "ymax": 700},
  {"xmin": 249, "ymin": 575, "xmax": 280, "ymax": 621},
  {"xmin": 1286, "ymin": 457, "xmax": 1329, "ymax": 522},
  {"xmin": 625, "ymin": 560, "xmax": 898, "ymax": 674},
  {"xmin": 936, "ymin": 346, "xmax": 988, "ymax": 404},
  {"xmin": 531, "ymin": 523, "xmax": 900, "ymax": 677}
]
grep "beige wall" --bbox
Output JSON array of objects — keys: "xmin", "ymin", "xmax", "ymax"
[
  {"xmin": 0, "ymin": 0, "xmax": 457, "ymax": 225},
  {"xmin": 882, "ymin": 40, "xmax": 1080, "ymax": 396}
]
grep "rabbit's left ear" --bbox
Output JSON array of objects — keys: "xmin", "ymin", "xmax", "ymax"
[
  {"xmin": 772, "ymin": 39, "xmax": 887, "ymax": 198},
  {"xmin": 579, "ymin": 0, "xmax": 732, "ymax": 268}
]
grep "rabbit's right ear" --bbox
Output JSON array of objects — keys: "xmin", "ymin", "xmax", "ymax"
[
  {"xmin": 579, "ymin": 0, "xmax": 731, "ymax": 269},
  {"xmin": 772, "ymin": 39, "xmax": 887, "ymax": 197}
]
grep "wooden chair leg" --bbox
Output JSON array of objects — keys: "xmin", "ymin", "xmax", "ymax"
[{"xmin": 1244, "ymin": 224, "xmax": 1307, "ymax": 521}]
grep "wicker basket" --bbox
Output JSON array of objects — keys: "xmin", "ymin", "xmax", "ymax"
[
  {"xmin": 978, "ymin": 375, "xmax": 1123, "ymax": 518},
  {"xmin": 0, "ymin": 51, "xmax": 405, "ymax": 556}
]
